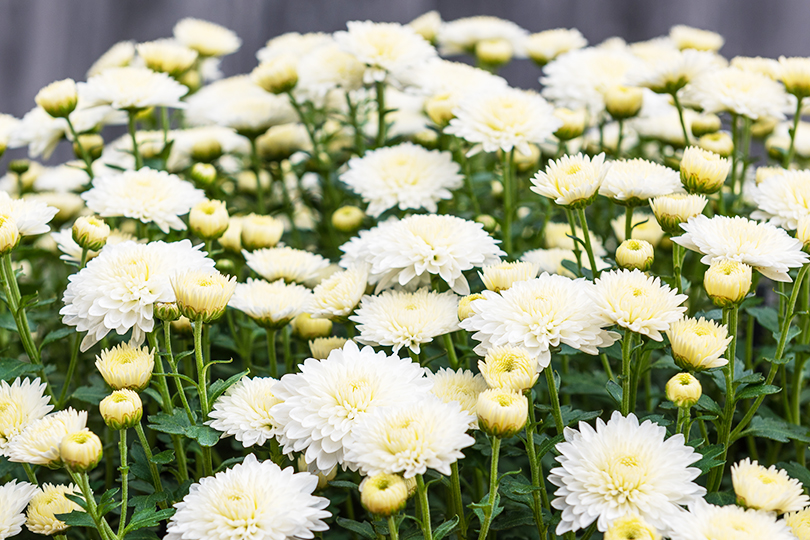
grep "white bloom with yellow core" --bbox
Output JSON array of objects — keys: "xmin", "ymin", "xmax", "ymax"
[
  {"xmin": 778, "ymin": 56, "xmax": 810, "ymax": 98},
  {"xmin": 704, "ymin": 258, "xmax": 753, "ymax": 307},
  {"xmin": 136, "ymin": 39, "xmax": 198, "ymax": 77},
  {"xmin": 591, "ymin": 269, "xmax": 687, "ymax": 341},
  {"xmin": 732, "ymin": 458, "xmax": 810, "ymax": 514},
  {"xmin": 80, "ymin": 67, "xmax": 188, "ymax": 111},
  {"xmin": 550, "ymin": 411, "xmax": 705, "ymax": 534},
  {"xmin": 732, "ymin": 55, "xmax": 780, "ymax": 79},
  {"xmin": 673, "ymin": 214, "xmax": 809, "ymax": 282},
  {"xmin": 476, "ymin": 388, "xmax": 528, "ymax": 438},
  {"xmin": 346, "ymin": 396, "xmax": 475, "ymax": 478},
  {"xmin": 458, "ymin": 293, "xmax": 485, "ymax": 321},
  {"xmin": 526, "ymin": 28, "xmax": 587, "ymax": 65},
  {"xmin": 600, "ymin": 159, "xmax": 683, "ymax": 205},
  {"xmin": 256, "ymin": 122, "xmax": 311, "ymax": 161},
  {"xmin": 272, "ymin": 340, "xmax": 432, "ymax": 472},
  {"xmin": 480, "ymin": 260, "xmax": 539, "ymax": 292},
  {"xmin": 308, "ymin": 336, "xmax": 348, "ymax": 360},
  {"xmin": 687, "ymin": 67, "xmax": 791, "ymax": 120},
  {"xmin": 543, "ymin": 221, "xmax": 608, "ymax": 256},
  {"xmin": 666, "ymin": 317, "xmax": 732, "ymax": 371},
  {"xmin": 189, "ymin": 199, "xmax": 229, "ymax": 240},
  {"xmin": 604, "ymin": 85, "xmax": 644, "ymax": 119},
  {"xmin": 340, "ymin": 142, "xmax": 463, "ymax": 217},
  {"xmin": 6, "ymin": 408, "xmax": 87, "ymax": 466},
  {"xmin": 173, "ymin": 18, "xmax": 241, "ymax": 57},
  {"xmin": 0, "ymin": 191, "xmax": 58, "ymax": 236},
  {"xmin": 165, "ymin": 454, "xmax": 329, "ymax": 540},
  {"xmin": 616, "ymin": 239, "xmax": 654, "ymax": 271},
  {"xmin": 291, "ymin": 313, "xmax": 331, "ymax": 339},
  {"xmin": 334, "ymin": 20, "xmax": 436, "ymax": 84},
  {"xmin": 25, "ymin": 483, "xmax": 82, "ymax": 535},
  {"xmin": 311, "ymin": 265, "xmax": 368, "ymax": 320},
  {"xmin": 680, "ymin": 146, "xmax": 731, "ymax": 195},
  {"xmin": 665, "ymin": 373, "xmax": 702, "ymax": 408},
  {"xmin": 531, "ymin": 152, "xmax": 610, "ymax": 207},
  {"xmin": 408, "ymin": 10, "xmax": 441, "ymax": 42},
  {"xmin": 207, "ymin": 376, "xmax": 282, "ymax": 447},
  {"xmin": 297, "ymin": 41, "xmax": 366, "ymax": 96},
  {"xmin": 100, "ymin": 389, "xmax": 142, "ymax": 430},
  {"xmin": 479, "ymin": 345, "xmax": 539, "ymax": 391},
  {"xmin": 239, "ymin": 213, "xmax": 284, "ymax": 251},
  {"xmin": 475, "ymin": 38, "xmax": 513, "ymax": 66},
  {"xmin": 252, "ymin": 54, "xmax": 298, "ymax": 94},
  {"xmin": 428, "ymin": 367, "xmax": 488, "ymax": 424},
  {"xmin": 698, "ymin": 131, "xmax": 734, "ymax": 156},
  {"xmin": 87, "ymin": 41, "xmax": 135, "ymax": 77},
  {"xmin": 245, "ymin": 246, "xmax": 330, "ymax": 285},
  {"xmin": 0, "ymin": 480, "xmax": 38, "ymax": 540},
  {"xmin": 0, "ymin": 377, "xmax": 52, "ymax": 456},
  {"xmin": 0, "ymin": 216, "xmax": 19, "ymax": 255},
  {"xmin": 256, "ymin": 31, "xmax": 331, "ymax": 63},
  {"xmin": 360, "ymin": 473, "xmax": 409, "ymax": 517},
  {"xmin": 72, "ymin": 215, "xmax": 110, "ymax": 252},
  {"xmin": 95, "ymin": 341, "xmax": 154, "ymax": 391},
  {"xmin": 446, "ymin": 86, "xmax": 562, "ymax": 156},
  {"xmin": 350, "ymin": 288, "xmax": 459, "ymax": 354},
  {"xmin": 83, "ymin": 167, "xmax": 205, "ymax": 233},
  {"xmin": 170, "ymin": 269, "xmax": 236, "ymax": 323},
  {"xmin": 437, "ymin": 15, "xmax": 527, "ymax": 56},
  {"xmin": 670, "ymin": 25, "xmax": 723, "ymax": 52},
  {"xmin": 229, "ymin": 278, "xmax": 312, "ymax": 330},
  {"xmin": 461, "ymin": 274, "xmax": 618, "ymax": 367},
  {"xmin": 751, "ymin": 169, "xmax": 810, "ymax": 230},
  {"xmin": 60, "ymin": 429, "xmax": 103, "ymax": 471},
  {"xmin": 650, "ymin": 194, "xmax": 708, "ymax": 234},
  {"xmin": 604, "ymin": 514, "xmax": 661, "ymax": 540},
  {"xmin": 632, "ymin": 49, "xmax": 722, "ymax": 95},
  {"xmin": 670, "ymin": 499, "xmax": 795, "ymax": 540},
  {"xmin": 35, "ymin": 79, "xmax": 78, "ymax": 118},
  {"xmin": 611, "ymin": 212, "xmax": 666, "ymax": 246},
  {"xmin": 785, "ymin": 507, "xmax": 810, "ymax": 539}
]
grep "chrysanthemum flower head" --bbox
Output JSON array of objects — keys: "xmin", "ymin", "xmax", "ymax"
[
  {"xmin": 666, "ymin": 317, "xmax": 732, "ymax": 371},
  {"xmin": 207, "ymin": 377, "xmax": 282, "ymax": 447},
  {"xmin": 229, "ymin": 278, "xmax": 313, "ymax": 330},
  {"xmin": 0, "ymin": 377, "xmax": 52, "ymax": 455},
  {"xmin": 80, "ymin": 67, "xmax": 188, "ymax": 111},
  {"xmin": 95, "ymin": 341, "xmax": 155, "ymax": 391},
  {"xmin": 6, "ymin": 408, "xmax": 88, "ymax": 467},
  {"xmin": 311, "ymin": 265, "xmax": 369, "ymax": 320},
  {"xmin": 669, "ymin": 499, "xmax": 795, "ymax": 540},
  {"xmin": 600, "ymin": 159, "xmax": 683, "ymax": 206},
  {"xmin": 244, "ymin": 246, "xmax": 330, "ymax": 285},
  {"xmin": 25, "ymin": 483, "xmax": 83, "ymax": 536},
  {"xmin": 751, "ymin": 169, "xmax": 810, "ymax": 230},
  {"xmin": 171, "ymin": 269, "xmax": 236, "ymax": 323},
  {"xmin": 531, "ymin": 152, "xmax": 610, "ymax": 208},
  {"xmin": 526, "ymin": 28, "xmax": 587, "ymax": 65},
  {"xmin": 87, "ymin": 41, "xmax": 136, "ymax": 77},
  {"xmin": 99, "ymin": 389, "xmax": 143, "ymax": 430},
  {"xmin": 0, "ymin": 191, "xmax": 58, "ymax": 236},
  {"xmin": 480, "ymin": 260, "xmax": 539, "ymax": 292},
  {"xmin": 649, "ymin": 193, "xmax": 708, "ymax": 234},
  {"xmin": 616, "ymin": 239, "xmax": 654, "ymax": 271},
  {"xmin": 550, "ymin": 411, "xmax": 705, "ymax": 534},
  {"xmin": 778, "ymin": 56, "xmax": 810, "ymax": 98},
  {"xmin": 479, "ymin": 345, "xmax": 539, "ymax": 391},
  {"xmin": 427, "ymin": 368, "xmax": 488, "ymax": 424},
  {"xmin": 308, "ymin": 336, "xmax": 349, "ymax": 360},
  {"xmin": 731, "ymin": 458, "xmax": 810, "ymax": 514},
  {"xmin": 136, "ymin": 39, "xmax": 198, "ymax": 78},
  {"xmin": 173, "ymin": 18, "xmax": 241, "ymax": 57},
  {"xmin": 785, "ymin": 507, "xmax": 810, "ymax": 540},
  {"xmin": 665, "ymin": 372, "xmax": 702, "ymax": 408},
  {"xmin": 687, "ymin": 67, "xmax": 791, "ymax": 120},
  {"xmin": 437, "ymin": 15, "xmax": 528, "ymax": 57},
  {"xmin": 476, "ymin": 388, "xmax": 528, "ymax": 438},
  {"xmin": 670, "ymin": 25, "xmax": 724, "ymax": 52},
  {"xmin": 604, "ymin": 514, "xmax": 661, "ymax": 540},
  {"xmin": 360, "ymin": 473, "xmax": 410, "ymax": 517},
  {"xmin": 0, "ymin": 479, "xmax": 38, "ymax": 540},
  {"xmin": 680, "ymin": 146, "xmax": 732, "ymax": 195}
]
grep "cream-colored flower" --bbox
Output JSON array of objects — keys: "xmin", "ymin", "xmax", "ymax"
[
  {"xmin": 245, "ymin": 246, "xmax": 330, "ymax": 285},
  {"xmin": 239, "ymin": 213, "xmax": 284, "ymax": 251},
  {"xmin": 95, "ymin": 341, "xmax": 155, "ymax": 391},
  {"xmin": 778, "ymin": 56, "xmax": 810, "ymax": 98},
  {"xmin": 649, "ymin": 194, "xmax": 708, "ymax": 234},
  {"xmin": 311, "ymin": 265, "xmax": 368, "ymax": 320},
  {"xmin": 531, "ymin": 152, "xmax": 610, "ymax": 207},
  {"xmin": 6, "ymin": 408, "xmax": 87, "ymax": 466},
  {"xmin": 72, "ymin": 215, "xmax": 110, "ymax": 252},
  {"xmin": 189, "ymin": 199, "xmax": 229, "ymax": 240},
  {"xmin": 526, "ymin": 28, "xmax": 587, "ymax": 65},
  {"xmin": 437, "ymin": 15, "xmax": 528, "ymax": 57},
  {"xmin": 665, "ymin": 372, "xmax": 702, "ymax": 408},
  {"xmin": 360, "ymin": 473, "xmax": 409, "ymax": 517},
  {"xmin": 296, "ymin": 41, "xmax": 366, "ymax": 97},
  {"xmin": 171, "ymin": 269, "xmax": 236, "ymax": 323},
  {"xmin": 751, "ymin": 169, "xmax": 810, "ymax": 230},
  {"xmin": 670, "ymin": 25, "xmax": 724, "ymax": 52},
  {"xmin": 207, "ymin": 376, "xmax": 282, "ymax": 447},
  {"xmin": 479, "ymin": 345, "xmax": 539, "ymax": 391},
  {"xmin": 88, "ymin": 41, "xmax": 136, "ymax": 77},
  {"xmin": 137, "ymin": 39, "xmax": 198, "ymax": 77},
  {"xmin": 480, "ymin": 261, "xmax": 539, "ymax": 292},
  {"xmin": 35, "ymin": 79, "xmax": 78, "ymax": 119},
  {"xmin": 785, "ymin": 507, "xmax": 810, "ymax": 540},
  {"xmin": 25, "ymin": 483, "xmax": 83, "ymax": 536},
  {"xmin": 0, "ymin": 215, "xmax": 19, "ymax": 255},
  {"xmin": 476, "ymin": 388, "xmax": 528, "ymax": 438},
  {"xmin": 611, "ymin": 212, "xmax": 666, "ymax": 246},
  {"xmin": 173, "ymin": 18, "xmax": 241, "ymax": 57},
  {"xmin": 671, "ymin": 499, "xmax": 795, "ymax": 540},
  {"xmin": 308, "ymin": 336, "xmax": 349, "ymax": 360},
  {"xmin": 666, "ymin": 317, "xmax": 732, "ymax": 371},
  {"xmin": 0, "ymin": 378, "xmax": 52, "ymax": 455},
  {"xmin": 228, "ymin": 278, "xmax": 313, "ymax": 329},
  {"xmin": 0, "ymin": 480, "xmax": 38, "ymax": 540},
  {"xmin": 732, "ymin": 458, "xmax": 810, "ymax": 514},
  {"xmin": 80, "ymin": 67, "xmax": 188, "ymax": 111},
  {"xmin": 99, "ymin": 389, "xmax": 143, "ymax": 430},
  {"xmin": 604, "ymin": 514, "xmax": 661, "ymax": 540},
  {"xmin": 680, "ymin": 146, "xmax": 731, "ymax": 195},
  {"xmin": 252, "ymin": 54, "xmax": 299, "ymax": 94},
  {"xmin": 615, "ymin": 239, "xmax": 654, "ymax": 271},
  {"xmin": 428, "ymin": 367, "xmax": 488, "ymax": 422},
  {"xmin": 600, "ymin": 159, "xmax": 683, "ymax": 205},
  {"xmin": 687, "ymin": 67, "xmax": 791, "ymax": 120}
]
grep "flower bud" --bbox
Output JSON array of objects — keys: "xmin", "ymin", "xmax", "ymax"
[
  {"xmin": 257, "ymin": 123, "xmax": 311, "ymax": 161},
  {"xmin": 331, "ymin": 206, "xmax": 365, "ymax": 233},
  {"xmin": 690, "ymin": 113, "xmax": 722, "ymax": 138},
  {"xmin": 0, "ymin": 215, "xmax": 20, "ymax": 255},
  {"xmin": 95, "ymin": 341, "xmax": 155, "ymax": 392},
  {"xmin": 291, "ymin": 313, "xmax": 333, "ymax": 339},
  {"xmin": 171, "ymin": 270, "xmax": 237, "ymax": 323},
  {"xmin": 698, "ymin": 132, "xmax": 733, "ymax": 157},
  {"xmin": 665, "ymin": 372, "xmax": 702, "ymax": 409},
  {"xmin": 513, "ymin": 144, "xmax": 540, "ymax": 172},
  {"xmin": 481, "ymin": 261, "xmax": 539, "ymax": 292},
  {"xmin": 100, "ymin": 389, "xmax": 143, "ymax": 430},
  {"xmin": 476, "ymin": 389, "xmax": 528, "ymax": 439},
  {"xmin": 241, "ymin": 213, "xmax": 284, "ymax": 251},
  {"xmin": 755, "ymin": 166, "xmax": 785, "ymax": 185},
  {"xmin": 190, "ymin": 138, "xmax": 223, "ymax": 163},
  {"xmin": 74, "ymin": 133, "xmax": 104, "ymax": 161},
  {"xmin": 475, "ymin": 38, "xmax": 513, "ymax": 67},
  {"xmin": 425, "ymin": 92, "xmax": 456, "ymax": 127},
  {"xmin": 25, "ymin": 483, "xmax": 83, "ymax": 535},
  {"xmin": 72, "ymin": 215, "xmax": 110, "ymax": 252},
  {"xmin": 553, "ymin": 108, "xmax": 587, "ymax": 141},
  {"xmin": 649, "ymin": 194, "xmax": 708, "ymax": 235},
  {"xmin": 766, "ymin": 135, "xmax": 790, "ymax": 161},
  {"xmin": 750, "ymin": 116, "xmax": 778, "ymax": 139},
  {"xmin": 616, "ymin": 239, "xmax": 654, "ymax": 271},
  {"xmin": 252, "ymin": 54, "xmax": 298, "ymax": 94},
  {"xmin": 605, "ymin": 86, "xmax": 643, "ymax": 120},
  {"xmin": 137, "ymin": 39, "xmax": 198, "ymax": 78},
  {"xmin": 680, "ymin": 146, "xmax": 731, "ymax": 195},
  {"xmin": 309, "ymin": 336, "xmax": 348, "ymax": 360},
  {"xmin": 9, "ymin": 159, "xmax": 30, "ymax": 175},
  {"xmin": 172, "ymin": 316, "xmax": 193, "ymax": 336},
  {"xmin": 190, "ymin": 199, "xmax": 229, "ymax": 240},
  {"xmin": 779, "ymin": 56, "xmax": 810, "ymax": 99},
  {"xmin": 704, "ymin": 259, "xmax": 752, "ymax": 308},
  {"xmin": 179, "ymin": 69, "xmax": 202, "ymax": 93},
  {"xmin": 475, "ymin": 214, "xmax": 498, "ymax": 233},
  {"xmin": 479, "ymin": 345, "xmax": 539, "ymax": 392},
  {"xmin": 216, "ymin": 257, "xmax": 236, "ymax": 276},
  {"xmin": 154, "ymin": 301, "xmax": 181, "ymax": 322},
  {"xmin": 360, "ymin": 473, "xmax": 410, "ymax": 517},
  {"xmin": 458, "ymin": 293, "xmax": 484, "ymax": 321},
  {"xmin": 35, "ymin": 79, "xmax": 78, "ymax": 119},
  {"xmin": 60, "ymin": 430, "xmax": 103, "ymax": 472},
  {"xmin": 408, "ymin": 11, "xmax": 441, "ymax": 43},
  {"xmin": 413, "ymin": 129, "xmax": 438, "ymax": 149},
  {"xmin": 604, "ymin": 513, "xmax": 661, "ymax": 540},
  {"xmin": 190, "ymin": 162, "xmax": 218, "ymax": 186}
]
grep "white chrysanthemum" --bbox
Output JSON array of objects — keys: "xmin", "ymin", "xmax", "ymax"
[
  {"xmin": 51, "ymin": 228, "xmax": 136, "ymax": 264},
  {"xmin": 165, "ymin": 454, "xmax": 329, "ymax": 540},
  {"xmin": 686, "ymin": 67, "xmax": 791, "ymax": 120},
  {"xmin": 32, "ymin": 162, "xmax": 89, "ymax": 193},
  {"xmin": 600, "ymin": 159, "xmax": 683, "ymax": 205},
  {"xmin": 244, "ymin": 246, "xmax": 330, "ymax": 285},
  {"xmin": 311, "ymin": 265, "xmax": 368, "ymax": 320},
  {"xmin": 543, "ymin": 221, "xmax": 608, "ymax": 256},
  {"xmin": 784, "ymin": 507, "xmax": 810, "ymax": 540},
  {"xmin": 437, "ymin": 15, "xmax": 528, "ymax": 56},
  {"xmin": 350, "ymin": 288, "xmax": 459, "ymax": 354},
  {"xmin": 0, "ymin": 191, "xmax": 58, "ymax": 236},
  {"xmin": 427, "ymin": 368, "xmax": 488, "ymax": 423},
  {"xmin": 173, "ymin": 18, "xmax": 241, "ymax": 57},
  {"xmin": 207, "ymin": 377, "xmax": 282, "ymax": 447},
  {"xmin": 334, "ymin": 21, "xmax": 436, "ymax": 84},
  {"xmin": 732, "ymin": 56, "xmax": 780, "ymax": 79},
  {"xmin": 531, "ymin": 152, "xmax": 610, "ymax": 207},
  {"xmin": 666, "ymin": 317, "xmax": 732, "ymax": 371},
  {"xmin": 0, "ymin": 480, "xmax": 38, "ymax": 540},
  {"xmin": 630, "ymin": 49, "xmax": 724, "ymax": 94},
  {"xmin": 229, "ymin": 278, "xmax": 313, "ymax": 329},
  {"xmin": 404, "ymin": 58, "xmax": 506, "ymax": 102},
  {"xmin": 480, "ymin": 261, "xmax": 540, "ymax": 292},
  {"xmin": 25, "ymin": 483, "xmax": 82, "ymax": 536},
  {"xmin": 340, "ymin": 143, "xmax": 463, "ymax": 217},
  {"xmin": 673, "ymin": 214, "xmax": 809, "ymax": 282},
  {"xmin": 447, "ymin": 87, "xmax": 562, "ymax": 156},
  {"xmin": 272, "ymin": 340, "xmax": 432, "ymax": 471},
  {"xmin": 136, "ymin": 39, "xmax": 198, "ymax": 77},
  {"xmin": 591, "ymin": 269, "xmax": 687, "ymax": 341},
  {"xmin": 0, "ymin": 113, "xmax": 19, "ymax": 149},
  {"xmin": 521, "ymin": 248, "xmax": 610, "ymax": 278},
  {"xmin": 297, "ymin": 41, "xmax": 366, "ymax": 97},
  {"xmin": 731, "ymin": 458, "xmax": 810, "ymax": 514},
  {"xmin": 345, "ymin": 214, "xmax": 503, "ymax": 295},
  {"xmin": 460, "ymin": 274, "xmax": 618, "ymax": 367},
  {"xmin": 87, "ymin": 41, "xmax": 136, "ymax": 77},
  {"xmin": 550, "ymin": 411, "xmax": 705, "ymax": 534},
  {"xmin": 79, "ymin": 67, "xmax": 187, "ymax": 110},
  {"xmin": 346, "ymin": 397, "xmax": 475, "ymax": 478},
  {"xmin": 60, "ymin": 240, "xmax": 215, "ymax": 350},
  {"xmin": 0, "ymin": 378, "xmax": 52, "ymax": 455},
  {"xmin": 670, "ymin": 25, "xmax": 724, "ymax": 52},
  {"xmin": 751, "ymin": 169, "xmax": 810, "ymax": 230},
  {"xmin": 165, "ymin": 125, "xmax": 250, "ymax": 171},
  {"xmin": 526, "ymin": 28, "xmax": 587, "ymax": 65},
  {"xmin": 669, "ymin": 499, "xmax": 795, "ymax": 540},
  {"xmin": 257, "ymin": 32, "xmax": 331, "ymax": 63},
  {"xmin": 23, "ymin": 191, "xmax": 83, "ymax": 222},
  {"xmin": 82, "ymin": 168, "xmax": 205, "ymax": 233},
  {"xmin": 541, "ymin": 46, "xmax": 644, "ymax": 116},
  {"xmin": 6, "ymin": 408, "xmax": 87, "ymax": 466}
]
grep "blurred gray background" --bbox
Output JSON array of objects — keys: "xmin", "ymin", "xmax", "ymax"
[{"xmin": 2, "ymin": 0, "xmax": 810, "ymax": 160}]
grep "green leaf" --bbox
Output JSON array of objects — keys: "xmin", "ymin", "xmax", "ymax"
[
  {"xmin": 469, "ymin": 492, "xmax": 504, "ymax": 526},
  {"xmin": 39, "ymin": 327, "xmax": 74, "ymax": 350},
  {"xmin": 125, "ymin": 507, "xmax": 176, "ymax": 533},
  {"xmin": 696, "ymin": 394, "xmax": 722, "ymax": 416},
  {"xmin": 693, "ymin": 444, "xmax": 725, "ymax": 475},
  {"xmin": 560, "ymin": 406, "xmax": 602, "ymax": 428},
  {"xmin": 747, "ymin": 306, "xmax": 779, "ymax": 334},
  {"xmin": 0, "ymin": 357, "xmax": 40, "ymax": 381},
  {"xmin": 148, "ymin": 408, "xmax": 194, "ymax": 436},
  {"xmin": 777, "ymin": 461, "xmax": 810, "ymax": 490},
  {"xmin": 97, "ymin": 487, "xmax": 121, "ymax": 517},
  {"xmin": 705, "ymin": 491, "xmax": 736, "ymax": 506},
  {"xmin": 433, "ymin": 516, "xmax": 459, "ymax": 540},
  {"xmin": 186, "ymin": 425, "xmax": 220, "ymax": 447},
  {"xmin": 150, "ymin": 450, "xmax": 175, "ymax": 465},
  {"xmin": 336, "ymin": 517, "xmax": 376, "ymax": 539},
  {"xmin": 0, "ymin": 313, "xmax": 18, "ymax": 332},
  {"xmin": 535, "ymin": 433, "xmax": 564, "ymax": 459},
  {"xmin": 739, "ymin": 416, "xmax": 810, "ymax": 443},
  {"xmin": 72, "ymin": 383, "xmax": 109, "ymax": 405},
  {"xmin": 207, "ymin": 370, "xmax": 249, "ymax": 404},
  {"xmin": 328, "ymin": 480, "xmax": 359, "ymax": 491},
  {"xmin": 55, "ymin": 511, "xmax": 95, "ymax": 528},
  {"xmin": 605, "ymin": 380, "xmax": 622, "ymax": 406},
  {"xmin": 735, "ymin": 384, "xmax": 780, "ymax": 401},
  {"xmin": 499, "ymin": 475, "xmax": 537, "ymax": 508}
]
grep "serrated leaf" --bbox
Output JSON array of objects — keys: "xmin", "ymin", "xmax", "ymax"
[
  {"xmin": 470, "ymin": 492, "xmax": 504, "ymax": 526},
  {"xmin": 705, "ymin": 491, "xmax": 736, "ymax": 506},
  {"xmin": 72, "ymin": 383, "xmax": 109, "ymax": 405},
  {"xmin": 186, "ymin": 425, "xmax": 220, "ymax": 447},
  {"xmin": 535, "ymin": 433, "xmax": 564, "ymax": 458},
  {"xmin": 207, "ymin": 370, "xmax": 249, "ymax": 404},
  {"xmin": 148, "ymin": 408, "xmax": 193, "ymax": 436},
  {"xmin": 125, "ymin": 507, "xmax": 176, "ymax": 533},
  {"xmin": 777, "ymin": 461, "xmax": 810, "ymax": 490},
  {"xmin": 55, "ymin": 511, "xmax": 95, "ymax": 528},
  {"xmin": 433, "ymin": 516, "xmax": 459, "ymax": 540},
  {"xmin": 39, "ymin": 327, "xmax": 74, "ymax": 350},
  {"xmin": 150, "ymin": 450, "xmax": 175, "ymax": 465},
  {"xmin": 328, "ymin": 480, "xmax": 359, "ymax": 491},
  {"xmin": 606, "ymin": 380, "xmax": 622, "ymax": 405},
  {"xmin": 696, "ymin": 394, "xmax": 722, "ymax": 416},
  {"xmin": 0, "ymin": 313, "xmax": 18, "ymax": 332},
  {"xmin": 0, "ymin": 357, "xmax": 40, "ymax": 381},
  {"xmin": 336, "ymin": 517, "xmax": 376, "ymax": 539},
  {"xmin": 735, "ymin": 384, "xmax": 780, "ymax": 400},
  {"xmin": 739, "ymin": 416, "xmax": 810, "ymax": 443},
  {"xmin": 747, "ymin": 306, "xmax": 779, "ymax": 334},
  {"xmin": 693, "ymin": 444, "xmax": 725, "ymax": 475}
]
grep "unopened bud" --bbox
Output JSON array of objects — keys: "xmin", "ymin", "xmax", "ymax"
[
  {"xmin": 698, "ymin": 132, "xmax": 733, "ymax": 157},
  {"xmin": 100, "ymin": 389, "xmax": 143, "ymax": 430},
  {"xmin": 190, "ymin": 162, "xmax": 217, "ymax": 186},
  {"xmin": 60, "ymin": 430, "xmax": 103, "ymax": 472},
  {"xmin": 360, "ymin": 473, "xmax": 410, "ymax": 517},
  {"xmin": 331, "ymin": 206, "xmax": 365, "ymax": 233},
  {"xmin": 691, "ymin": 113, "xmax": 721, "ymax": 138},
  {"xmin": 665, "ymin": 372, "xmax": 702, "ymax": 409},
  {"xmin": 252, "ymin": 55, "xmax": 298, "ymax": 94},
  {"xmin": 190, "ymin": 139, "xmax": 223, "ymax": 163},
  {"xmin": 0, "ymin": 216, "xmax": 20, "ymax": 255},
  {"xmin": 291, "ymin": 313, "xmax": 333, "ymax": 339},
  {"xmin": 616, "ymin": 239, "xmax": 654, "ymax": 271},
  {"xmin": 241, "ymin": 214, "xmax": 284, "ymax": 251},
  {"xmin": 458, "ymin": 293, "xmax": 484, "ymax": 321},
  {"xmin": 475, "ymin": 38, "xmax": 513, "ymax": 67},
  {"xmin": 9, "ymin": 160, "xmax": 30, "ymax": 175},
  {"xmin": 553, "ymin": 108, "xmax": 587, "ymax": 141},
  {"xmin": 605, "ymin": 86, "xmax": 643, "ymax": 120},
  {"xmin": 74, "ymin": 134, "xmax": 104, "ymax": 161},
  {"xmin": 154, "ymin": 301, "xmax": 181, "ymax": 322},
  {"xmin": 36, "ymin": 79, "xmax": 78, "ymax": 119},
  {"xmin": 189, "ymin": 199, "xmax": 229, "ymax": 240},
  {"xmin": 72, "ymin": 216, "xmax": 110, "ymax": 252},
  {"xmin": 704, "ymin": 259, "xmax": 752, "ymax": 308},
  {"xmin": 476, "ymin": 389, "xmax": 528, "ymax": 438},
  {"xmin": 425, "ymin": 93, "xmax": 456, "ymax": 127}
]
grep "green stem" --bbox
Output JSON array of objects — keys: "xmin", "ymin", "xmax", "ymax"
[
  {"xmin": 501, "ymin": 149, "xmax": 515, "ymax": 255},
  {"xmin": 346, "ymin": 92, "xmax": 365, "ymax": 157},
  {"xmin": 576, "ymin": 207, "xmax": 599, "ymax": 278},
  {"xmin": 65, "ymin": 117, "xmax": 94, "ymax": 178},
  {"xmin": 450, "ymin": 462, "xmax": 468, "ymax": 540},
  {"xmin": 442, "ymin": 333, "xmax": 460, "ymax": 370},
  {"xmin": 600, "ymin": 353, "xmax": 615, "ymax": 382},
  {"xmin": 118, "ymin": 429, "xmax": 129, "ymax": 537},
  {"xmin": 69, "ymin": 469, "xmax": 116, "ymax": 540},
  {"xmin": 673, "ymin": 243, "xmax": 685, "ymax": 295},
  {"xmin": 709, "ymin": 305, "xmax": 739, "ymax": 491},
  {"xmin": 57, "ymin": 334, "xmax": 82, "ymax": 407},
  {"xmin": 127, "ymin": 111, "xmax": 142, "ymax": 170},
  {"xmin": 22, "ymin": 463, "xmax": 37, "ymax": 484},
  {"xmin": 615, "ymin": 119, "xmax": 624, "ymax": 158},
  {"xmin": 193, "ymin": 320, "xmax": 213, "ymax": 477},
  {"xmin": 134, "ymin": 422, "xmax": 165, "ymax": 504},
  {"xmin": 621, "ymin": 330, "xmax": 635, "ymax": 415},
  {"xmin": 477, "ymin": 437, "xmax": 501, "ymax": 540},
  {"xmin": 266, "ymin": 328, "xmax": 278, "ymax": 378},
  {"xmin": 164, "ymin": 323, "xmax": 194, "ymax": 424},
  {"xmin": 563, "ymin": 207, "xmax": 582, "ymax": 273},
  {"xmin": 283, "ymin": 326, "xmax": 293, "ymax": 374},
  {"xmin": 545, "ymin": 367, "xmax": 565, "ymax": 435},
  {"xmin": 624, "ymin": 206, "xmax": 634, "ymax": 242},
  {"xmin": 523, "ymin": 390, "xmax": 547, "ymax": 538},
  {"xmin": 416, "ymin": 474, "xmax": 433, "ymax": 540},
  {"xmin": 671, "ymin": 91, "xmax": 691, "ymax": 146},
  {"xmin": 375, "ymin": 80, "xmax": 387, "ymax": 148},
  {"xmin": 249, "ymin": 137, "xmax": 266, "ymax": 214},
  {"xmin": 786, "ymin": 96, "xmax": 804, "ymax": 168},
  {"xmin": 147, "ymin": 332, "xmax": 172, "ymax": 412},
  {"xmin": 161, "ymin": 107, "xmax": 169, "ymax": 148},
  {"xmin": 387, "ymin": 515, "xmax": 400, "ymax": 540}
]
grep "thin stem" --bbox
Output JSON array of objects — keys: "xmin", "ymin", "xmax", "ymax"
[
  {"xmin": 563, "ymin": 207, "xmax": 582, "ymax": 272},
  {"xmin": 147, "ymin": 332, "xmax": 172, "ymax": 412},
  {"xmin": 709, "ymin": 305, "xmax": 739, "ymax": 491},
  {"xmin": 601, "ymin": 353, "xmax": 615, "ymax": 382},
  {"xmin": 387, "ymin": 515, "xmax": 400, "ymax": 540},
  {"xmin": 118, "ymin": 429, "xmax": 129, "ymax": 537},
  {"xmin": 621, "ymin": 331, "xmax": 635, "ymax": 415},
  {"xmin": 249, "ymin": 137, "xmax": 266, "ymax": 214},
  {"xmin": 576, "ymin": 207, "xmax": 599, "ymax": 278},
  {"xmin": 624, "ymin": 206, "xmax": 634, "ymax": 242},
  {"xmin": 523, "ymin": 390, "xmax": 547, "ymax": 538},
  {"xmin": 375, "ymin": 80, "xmax": 387, "ymax": 148},
  {"xmin": 22, "ymin": 463, "xmax": 37, "ymax": 484},
  {"xmin": 673, "ymin": 243, "xmax": 684, "ymax": 295},
  {"xmin": 127, "ymin": 111, "xmax": 142, "ymax": 170},
  {"xmin": 266, "ymin": 328, "xmax": 278, "ymax": 378},
  {"xmin": 134, "ymin": 422, "xmax": 165, "ymax": 504},
  {"xmin": 477, "ymin": 437, "xmax": 501, "ymax": 540},
  {"xmin": 283, "ymin": 326, "xmax": 293, "ymax": 374},
  {"xmin": 69, "ymin": 469, "xmax": 115, "ymax": 540},
  {"xmin": 671, "ymin": 91, "xmax": 690, "ymax": 146},
  {"xmin": 65, "ymin": 117, "xmax": 94, "ymax": 178},
  {"xmin": 786, "ymin": 96, "xmax": 804, "ymax": 168},
  {"xmin": 161, "ymin": 107, "xmax": 169, "ymax": 148},
  {"xmin": 164, "ymin": 322, "xmax": 194, "ymax": 424},
  {"xmin": 193, "ymin": 320, "xmax": 213, "ymax": 477},
  {"xmin": 442, "ymin": 333, "xmax": 460, "ymax": 370},
  {"xmin": 416, "ymin": 474, "xmax": 433, "ymax": 540},
  {"xmin": 545, "ymin": 367, "xmax": 565, "ymax": 435},
  {"xmin": 345, "ymin": 92, "xmax": 366, "ymax": 157},
  {"xmin": 615, "ymin": 119, "xmax": 624, "ymax": 158},
  {"xmin": 450, "ymin": 462, "xmax": 468, "ymax": 540},
  {"xmin": 57, "ymin": 334, "xmax": 82, "ymax": 407},
  {"xmin": 501, "ymin": 149, "xmax": 515, "ymax": 254}
]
